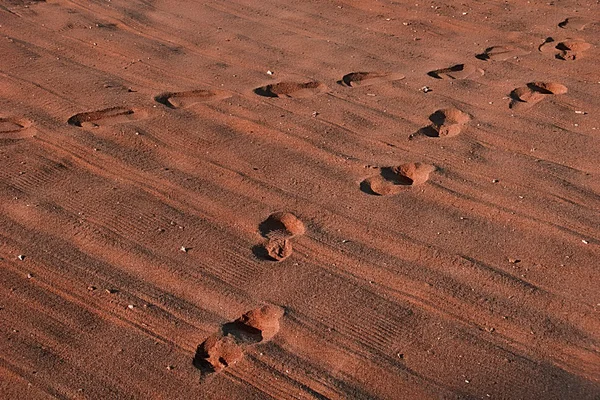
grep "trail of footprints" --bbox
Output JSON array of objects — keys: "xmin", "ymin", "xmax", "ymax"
[{"xmin": 7, "ymin": 14, "xmax": 588, "ymax": 377}]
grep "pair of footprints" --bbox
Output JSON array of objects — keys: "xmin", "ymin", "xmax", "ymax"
[
  {"xmin": 194, "ymin": 305, "xmax": 284, "ymax": 375},
  {"xmin": 66, "ymin": 89, "xmax": 231, "ymax": 128}
]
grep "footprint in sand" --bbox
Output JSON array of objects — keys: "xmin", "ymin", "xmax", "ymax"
[
  {"xmin": 0, "ymin": 117, "xmax": 33, "ymax": 139},
  {"xmin": 256, "ymin": 212, "xmax": 305, "ymax": 261},
  {"xmin": 362, "ymin": 163, "xmax": 435, "ymax": 196},
  {"xmin": 428, "ymin": 64, "xmax": 484, "ymax": 80},
  {"xmin": 411, "ymin": 107, "xmax": 470, "ymax": 139},
  {"xmin": 339, "ymin": 71, "xmax": 405, "ymax": 87},
  {"xmin": 509, "ymin": 82, "xmax": 567, "ymax": 110},
  {"xmin": 476, "ymin": 45, "xmax": 530, "ymax": 61},
  {"xmin": 154, "ymin": 89, "xmax": 231, "ymax": 109},
  {"xmin": 539, "ymin": 37, "xmax": 592, "ymax": 61},
  {"xmin": 194, "ymin": 305, "xmax": 284, "ymax": 374},
  {"xmin": 254, "ymin": 81, "xmax": 328, "ymax": 98},
  {"xmin": 67, "ymin": 107, "xmax": 148, "ymax": 128},
  {"xmin": 559, "ymin": 17, "xmax": 594, "ymax": 31}
]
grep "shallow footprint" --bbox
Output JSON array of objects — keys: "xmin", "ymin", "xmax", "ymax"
[
  {"xmin": 0, "ymin": 117, "xmax": 33, "ymax": 139},
  {"xmin": 67, "ymin": 107, "xmax": 148, "ymax": 128},
  {"xmin": 428, "ymin": 64, "xmax": 484, "ymax": 80},
  {"xmin": 339, "ymin": 71, "xmax": 405, "ymax": 87},
  {"xmin": 194, "ymin": 305, "xmax": 284, "ymax": 374},
  {"xmin": 476, "ymin": 45, "xmax": 530, "ymax": 61},
  {"xmin": 258, "ymin": 212, "xmax": 305, "ymax": 261},
  {"xmin": 559, "ymin": 17, "xmax": 594, "ymax": 31},
  {"xmin": 254, "ymin": 81, "xmax": 328, "ymax": 98},
  {"xmin": 362, "ymin": 163, "xmax": 435, "ymax": 196},
  {"xmin": 154, "ymin": 89, "xmax": 231, "ymax": 108},
  {"xmin": 412, "ymin": 108, "xmax": 470, "ymax": 139},
  {"xmin": 539, "ymin": 37, "xmax": 591, "ymax": 61},
  {"xmin": 509, "ymin": 82, "xmax": 567, "ymax": 110}
]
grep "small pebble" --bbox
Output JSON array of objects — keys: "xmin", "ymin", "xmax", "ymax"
[{"xmin": 17, "ymin": 255, "xmax": 25, "ymax": 261}]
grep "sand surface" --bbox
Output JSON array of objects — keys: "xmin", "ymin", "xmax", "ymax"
[{"xmin": 1, "ymin": 0, "xmax": 600, "ymax": 399}]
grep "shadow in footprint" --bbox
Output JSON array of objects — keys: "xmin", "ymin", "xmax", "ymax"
[
  {"xmin": 257, "ymin": 212, "xmax": 304, "ymax": 261},
  {"xmin": 411, "ymin": 108, "xmax": 470, "ymax": 140},
  {"xmin": 428, "ymin": 64, "xmax": 484, "ymax": 80},
  {"xmin": 254, "ymin": 81, "xmax": 327, "ymax": 98},
  {"xmin": 338, "ymin": 71, "xmax": 405, "ymax": 87},
  {"xmin": 509, "ymin": 82, "xmax": 567, "ymax": 109},
  {"xmin": 476, "ymin": 45, "xmax": 529, "ymax": 61},
  {"xmin": 68, "ymin": 107, "xmax": 147, "ymax": 128}
]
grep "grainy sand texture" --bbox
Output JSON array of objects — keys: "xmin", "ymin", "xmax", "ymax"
[{"xmin": 1, "ymin": 0, "xmax": 599, "ymax": 399}]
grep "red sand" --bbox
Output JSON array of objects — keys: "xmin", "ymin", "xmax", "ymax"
[{"xmin": 1, "ymin": 0, "xmax": 599, "ymax": 399}]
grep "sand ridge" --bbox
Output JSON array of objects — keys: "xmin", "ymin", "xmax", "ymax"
[{"xmin": 1, "ymin": 0, "xmax": 600, "ymax": 399}]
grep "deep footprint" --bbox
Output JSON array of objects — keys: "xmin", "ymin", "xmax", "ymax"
[
  {"xmin": 339, "ymin": 71, "xmax": 405, "ymax": 87},
  {"xmin": 559, "ymin": 17, "xmax": 594, "ymax": 31},
  {"xmin": 362, "ymin": 163, "xmax": 435, "ymax": 196},
  {"xmin": 154, "ymin": 89, "xmax": 231, "ymax": 108},
  {"xmin": 412, "ymin": 108, "xmax": 470, "ymax": 139},
  {"xmin": 194, "ymin": 305, "xmax": 284, "ymax": 374},
  {"xmin": 0, "ymin": 117, "xmax": 33, "ymax": 139},
  {"xmin": 254, "ymin": 81, "xmax": 328, "ymax": 98},
  {"xmin": 476, "ymin": 45, "xmax": 530, "ymax": 61},
  {"xmin": 509, "ymin": 82, "xmax": 567, "ymax": 110},
  {"xmin": 428, "ymin": 64, "xmax": 484, "ymax": 80},
  {"xmin": 539, "ymin": 37, "xmax": 592, "ymax": 60},
  {"xmin": 258, "ymin": 212, "xmax": 305, "ymax": 261},
  {"xmin": 67, "ymin": 107, "xmax": 148, "ymax": 127}
]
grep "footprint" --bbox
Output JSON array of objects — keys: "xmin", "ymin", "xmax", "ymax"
[
  {"xmin": 257, "ymin": 212, "xmax": 305, "ymax": 261},
  {"xmin": 509, "ymin": 82, "xmax": 567, "ymax": 110},
  {"xmin": 254, "ymin": 81, "xmax": 328, "ymax": 98},
  {"xmin": 476, "ymin": 45, "xmax": 530, "ymax": 61},
  {"xmin": 411, "ymin": 108, "xmax": 470, "ymax": 139},
  {"xmin": 339, "ymin": 71, "xmax": 405, "ymax": 87},
  {"xmin": 0, "ymin": 117, "xmax": 33, "ymax": 139},
  {"xmin": 539, "ymin": 37, "xmax": 592, "ymax": 60},
  {"xmin": 154, "ymin": 89, "xmax": 231, "ymax": 109},
  {"xmin": 428, "ymin": 64, "xmax": 484, "ymax": 80},
  {"xmin": 67, "ymin": 107, "xmax": 148, "ymax": 128},
  {"xmin": 362, "ymin": 163, "xmax": 435, "ymax": 196},
  {"xmin": 194, "ymin": 305, "xmax": 284, "ymax": 374},
  {"xmin": 559, "ymin": 17, "xmax": 594, "ymax": 31}
]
